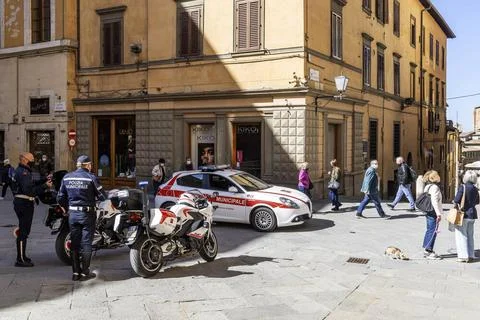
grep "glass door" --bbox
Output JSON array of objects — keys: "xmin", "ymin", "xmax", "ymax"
[{"xmin": 94, "ymin": 116, "xmax": 136, "ymax": 189}]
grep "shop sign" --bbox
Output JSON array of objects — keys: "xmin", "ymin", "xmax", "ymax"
[
  {"xmin": 54, "ymin": 101, "xmax": 66, "ymax": 112},
  {"xmin": 237, "ymin": 126, "xmax": 260, "ymax": 135},
  {"xmin": 30, "ymin": 98, "xmax": 50, "ymax": 115},
  {"xmin": 309, "ymin": 68, "xmax": 320, "ymax": 82}
]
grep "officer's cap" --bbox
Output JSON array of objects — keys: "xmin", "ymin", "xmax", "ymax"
[{"xmin": 76, "ymin": 155, "xmax": 92, "ymax": 165}]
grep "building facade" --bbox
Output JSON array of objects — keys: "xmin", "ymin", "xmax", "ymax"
[
  {"xmin": 73, "ymin": 0, "xmax": 454, "ymax": 197},
  {"xmin": 0, "ymin": 0, "xmax": 77, "ymax": 170}
]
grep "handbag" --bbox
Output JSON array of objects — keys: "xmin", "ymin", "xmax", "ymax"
[
  {"xmin": 308, "ymin": 180, "xmax": 314, "ymax": 190},
  {"xmin": 415, "ymin": 185, "xmax": 434, "ymax": 212},
  {"xmin": 328, "ymin": 180, "xmax": 340, "ymax": 189},
  {"xmin": 447, "ymin": 185, "xmax": 465, "ymax": 226}
]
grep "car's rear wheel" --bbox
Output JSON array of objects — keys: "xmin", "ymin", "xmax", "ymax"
[
  {"xmin": 251, "ymin": 207, "xmax": 277, "ymax": 232},
  {"xmin": 160, "ymin": 201, "xmax": 175, "ymax": 210}
]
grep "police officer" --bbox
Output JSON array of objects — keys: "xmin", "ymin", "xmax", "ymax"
[
  {"xmin": 12, "ymin": 152, "xmax": 53, "ymax": 267},
  {"xmin": 57, "ymin": 155, "xmax": 106, "ymax": 281}
]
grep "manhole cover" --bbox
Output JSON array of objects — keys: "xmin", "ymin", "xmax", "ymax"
[{"xmin": 346, "ymin": 257, "xmax": 369, "ymax": 264}]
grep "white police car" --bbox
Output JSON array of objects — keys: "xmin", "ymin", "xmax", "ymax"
[{"xmin": 154, "ymin": 166, "xmax": 312, "ymax": 232}]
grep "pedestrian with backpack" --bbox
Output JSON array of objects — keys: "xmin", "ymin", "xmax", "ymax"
[
  {"xmin": 1, "ymin": 159, "xmax": 14, "ymax": 200},
  {"xmin": 388, "ymin": 157, "xmax": 417, "ymax": 212},
  {"xmin": 417, "ymin": 170, "xmax": 443, "ymax": 260}
]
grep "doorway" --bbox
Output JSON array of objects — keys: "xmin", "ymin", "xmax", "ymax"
[
  {"xmin": 233, "ymin": 123, "xmax": 261, "ymax": 177},
  {"xmin": 29, "ymin": 130, "xmax": 55, "ymax": 178},
  {"xmin": 93, "ymin": 116, "xmax": 136, "ymax": 189},
  {"xmin": 326, "ymin": 124, "xmax": 343, "ymax": 168}
]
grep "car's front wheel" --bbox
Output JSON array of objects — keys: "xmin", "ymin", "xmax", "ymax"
[{"xmin": 251, "ymin": 207, "xmax": 277, "ymax": 232}]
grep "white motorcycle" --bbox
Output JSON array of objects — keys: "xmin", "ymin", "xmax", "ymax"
[{"xmin": 129, "ymin": 184, "xmax": 218, "ymax": 278}]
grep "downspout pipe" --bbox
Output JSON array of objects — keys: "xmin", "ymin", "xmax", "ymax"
[{"xmin": 419, "ymin": 4, "xmax": 432, "ymax": 171}]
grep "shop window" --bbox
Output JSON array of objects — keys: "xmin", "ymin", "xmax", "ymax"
[
  {"xmin": 95, "ymin": 116, "xmax": 136, "ymax": 186},
  {"xmin": 191, "ymin": 124, "xmax": 216, "ymax": 168},
  {"xmin": 0, "ymin": 131, "xmax": 4, "ymax": 162},
  {"xmin": 177, "ymin": 174, "xmax": 204, "ymax": 188},
  {"xmin": 234, "ymin": 123, "xmax": 261, "ymax": 177},
  {"xmin": 393, "ymin": 122, "xmax": 401, "ymax": 158},
  {"xmin": 29, "ymin": 131, "xmax": 55, "ymax": 178},
  {"xmin": 30, "ymin": 97, "xmax": 50, "ymax": 115},
  {"xmin": 369, "ymin": 119, "xmax": 378, "ymax": 160}
]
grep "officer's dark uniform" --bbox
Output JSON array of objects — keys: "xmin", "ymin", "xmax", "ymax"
[
  {"xmin": 57, "ymin": 155, "xmax": 106, "ymax": 281},
  {"xmin": 12, "ymin": 161, "xmax": 49, "ymax": 267}
]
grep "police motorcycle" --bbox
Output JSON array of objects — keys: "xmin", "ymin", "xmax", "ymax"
[
  {"xmin": 129, "ymin": 182, "xmax": 218, "ymax": 278},
  {"xmin": 43, "ymin": 173, "xmax": 145, "ymax": 265}
]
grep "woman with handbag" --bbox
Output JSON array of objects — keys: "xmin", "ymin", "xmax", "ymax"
[
  {"xmin": 452, "ymin": 170, "xmax": 479, "ymax": 263},
  {"xmin": 421, "ymin": 170, "xmax": 443, "ymax": 260},
  {"xmin": 298, "ymin": 162, "xmax": 312, "ymax": 199},
  {"xmin": 328, "ymin": 159, "xmax": 342, "ymax": 211}
]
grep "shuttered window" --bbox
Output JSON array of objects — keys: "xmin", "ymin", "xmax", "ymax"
[
  {"xmin": 376, "ymin": 0, "xmax": 388, "ymax": 24},
  {"xmin": 178, "ymin": 3, "xmax": 203, "ymax": 57},
  {"xmin": 331, "ymin": 1, "xmax": 344, "ymax": 59},
  {"xmin": 369, "ymin": 119, "xmax": 378, "ymax": 160},
  {"xmin": 393, "ymin": 122, "xmax": 401, "ymax": 158},
  {"xmin": 363, "ymin": 41, "xmax": 371, "ymax": 87},
  {"xmin": 235, "ymin": 0, "xmax": 262, "ymax": 52},
  {"xmin": 393, "ymin": 57, "xmax": 400, "ymax": 96},
  {"xmin": 31, "ymin": 0, "xmax": 51, "ymax": 43},
  {"xmin": 97, "ymin": 7, "xmax": 126, "ymax": 67},
  {"xmin": 102, "ymin": 20, "xmax": 122, "ymax": 66},
  {"xmin": 393, "ymin": 1, "xmax": 400, "ymax": 36},
  {"xmin": 377, "ymin": 47, "xmax": 385, "ymax": 91}
]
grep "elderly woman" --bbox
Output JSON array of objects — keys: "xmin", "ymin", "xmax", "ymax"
[
  {"xmin": 421, "ymin": 170, "xmax": 443, "ymax": 259},
  {"xmin": 298, "ymin": 162, "xmax": 312, "ymax": 199},
  {"xmin": 453, "ymin": 170, "xmax": 479, "ymax": 263}
]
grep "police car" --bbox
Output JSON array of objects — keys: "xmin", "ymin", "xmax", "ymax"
[{"xmin": 154, "ymin": 166, "xmax": 312, "ymax": 232}]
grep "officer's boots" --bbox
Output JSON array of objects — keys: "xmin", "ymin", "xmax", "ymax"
[
  {"xmin": 15, "ymin": 239, "xmax": 34, "ymax": 267},
  {"xmin": 80, "ymin": 251, "xmax": 96, "ymax": 281},
  {"xmin": 71, "ymin": 250, "xmax": 82, "ymax": 281}
]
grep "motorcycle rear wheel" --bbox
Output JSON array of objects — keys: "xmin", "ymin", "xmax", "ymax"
[
  {"xmin": 198, "ymin": 231, "xmax": 218, "ymax": 262},
  {"xmin": 55, "ymin": 227, "xmax": 72, "ymax": 265},
  {"xmin": 130, "ymin": 235, "xmax": 163, "ymax": 278}
]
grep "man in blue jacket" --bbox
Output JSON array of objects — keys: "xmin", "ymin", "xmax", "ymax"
[
  {"xmin": 356, "ymin": 160, "xmax": 387, "ymax": 219},
  {"xmin": 57, "ymin": 155, "xmax": 106, "ymax": 281},
  {"xmin": 12, "ymin": 152, "xmax": 53, "ymax": 267}
]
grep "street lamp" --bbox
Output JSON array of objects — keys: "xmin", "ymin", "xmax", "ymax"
[{"xmin": 314, "ymin": 75, "xmax": 349, "ymax": 113}]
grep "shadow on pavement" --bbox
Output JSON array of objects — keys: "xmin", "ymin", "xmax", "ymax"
[
  {"xmin": 387, "ymin": 214, "xmax": 423, "ymax": 220},
  {"xmin": 157, "ymin": 255, "xmax": 280, "ymax": 279}
]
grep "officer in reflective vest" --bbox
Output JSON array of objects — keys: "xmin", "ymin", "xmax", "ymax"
[
  {"xmin": 12, "ymin": 152, "xmax": 53, "ymax": 267},
  {"xmin": 57, "ymin": 155, "xmax": 106, "ymax": 281}
]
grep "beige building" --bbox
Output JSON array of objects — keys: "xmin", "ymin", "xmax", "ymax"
[
  {"xmin": 0, "ymin": 0, "xmax": 77, "ymax": 170},
  {"xmin": 73, "ymin": 0, "xmax": 454, "ymax": 197}
]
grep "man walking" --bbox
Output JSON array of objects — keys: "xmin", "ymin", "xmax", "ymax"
[
  {"xmin": 152, "ymin": 158, "xmax": 166, "ymax": 195},
  {"xmin": 57, "ymin": 155, "xmax": 106, "ymax": 281},
  {"xmin": 12, "ymin": 152, "xmax": 52, "ymax": 267},
  {"xmin": 388, "ymin": 157, "xmax": 416, "ymax": 212},
  {"xmin": 356, "ymin": 160, "xmax": 387, "ymax": 219}
]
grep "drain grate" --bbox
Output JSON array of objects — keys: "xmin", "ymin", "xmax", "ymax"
[{"xmin": 346, "ymin": 257, "xmax": 370, "ymax": 264}]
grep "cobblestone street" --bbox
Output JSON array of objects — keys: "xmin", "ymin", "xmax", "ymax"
[{"xmin": 1, "ymin": 193, "xmax": 479, "ymax": 320}]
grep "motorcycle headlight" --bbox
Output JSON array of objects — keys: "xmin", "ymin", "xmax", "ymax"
[{"xmin": 279, "ymin": 197, "xmax": 299, "ymax": 209}]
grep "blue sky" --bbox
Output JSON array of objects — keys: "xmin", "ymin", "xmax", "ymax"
[{"xmin": 434, "ymin": 0, "xmax": 480, "ymax": 132}]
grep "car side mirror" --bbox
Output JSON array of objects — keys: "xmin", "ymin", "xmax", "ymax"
[{"xmin": 228, "ymin": 186, "xmax": 239, "ymax": 193}]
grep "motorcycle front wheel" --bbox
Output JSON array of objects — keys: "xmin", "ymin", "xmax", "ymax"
[
  {"xmin": 198, "ymin": 231, "xmax": 218, "ymax": 262},
  {"xmin": 130, "ymin": 235, "xmax": 163, "ymax": 278},
  {"xmin": 55, "ymin": 227, "xmax": 72, "ymax": 265}
]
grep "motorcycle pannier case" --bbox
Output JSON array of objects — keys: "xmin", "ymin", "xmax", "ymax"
[{"xmin": 149, "ymin": 209, "xmax": 176, "ymax": 235}]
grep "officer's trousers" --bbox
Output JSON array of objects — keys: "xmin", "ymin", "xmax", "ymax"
[
  {"xmin": 68, "ymin": 210, "xmax": 96, "ymax": 253},
  {"xmin": 13, "ymin": 198, "xmax": 34, "ymax": 241}
]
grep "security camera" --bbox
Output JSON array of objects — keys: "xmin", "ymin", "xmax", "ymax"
[{"xmin": 130, "ymin": 43, "xmax": 142, "ymax": 54}]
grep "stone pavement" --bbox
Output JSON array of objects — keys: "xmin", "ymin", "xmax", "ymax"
[{"xmin": 0, "ymin": 192, "xmax": 479, "ymax": 320}]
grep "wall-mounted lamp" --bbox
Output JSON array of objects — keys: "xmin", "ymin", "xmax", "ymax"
[{"xmin": 314, "ymin": 75, "xmax": 349, "ymax": 113}]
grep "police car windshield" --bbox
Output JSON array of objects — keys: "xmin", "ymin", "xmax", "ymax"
[{"xmin": 230, "ymin": 173, "xmax": 270, "ymax": 191}]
